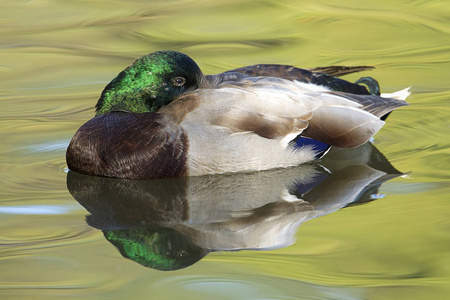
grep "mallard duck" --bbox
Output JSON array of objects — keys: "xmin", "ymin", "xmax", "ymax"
[{"xmin": 66, "ymin": 50, "xmax": 409, "ymax": 179}]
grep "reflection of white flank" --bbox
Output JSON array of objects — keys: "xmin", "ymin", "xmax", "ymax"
[
  {"xmin": 305, "ymin": 165, "xmax": 386, "ymax": 214},
  {"xmin": 186, "ymin": 209, "xmax": 322, "ymax": 251},
  {"xmin": 177, "ymin": 164, "xmax": 388, "ymax": 251}
]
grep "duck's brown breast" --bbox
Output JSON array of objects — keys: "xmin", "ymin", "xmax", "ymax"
[{"xmin": 66, "ymin": 111, "xmax": 189, "ymax": 179}]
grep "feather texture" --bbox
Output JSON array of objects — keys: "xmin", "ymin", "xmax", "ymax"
[{"xmin": 66, "ymin": 112, "xmax": 189, "ymax": 179}]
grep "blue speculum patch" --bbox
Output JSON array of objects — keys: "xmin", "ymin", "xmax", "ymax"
[{"xmin": 294, "ymin": 137, "xmax": 331, "ymax": 159}]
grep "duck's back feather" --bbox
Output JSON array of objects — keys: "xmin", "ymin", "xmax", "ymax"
[{"xmin": 216, "ymin": 64, "xmax": 373, "ymax": 95}]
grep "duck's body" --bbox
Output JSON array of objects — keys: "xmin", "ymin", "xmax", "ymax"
[{"xmin": 67, "ymin": 51, "xmax": 409, "ymax": 179}]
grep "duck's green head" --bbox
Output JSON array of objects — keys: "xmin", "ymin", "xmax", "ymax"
[{"xmin": 95, "ymin": 51, "xmax": 203, "ymax": 116}]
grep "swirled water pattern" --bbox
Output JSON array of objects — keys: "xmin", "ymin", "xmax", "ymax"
[{"xmin": 0, "ymin": 0, "xmax": 449, "ymax": 299}]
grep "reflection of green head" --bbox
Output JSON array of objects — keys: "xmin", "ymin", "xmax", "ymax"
[{"xmin": 104, "ymin": 227, "xmax": 208, "ymax": 271}]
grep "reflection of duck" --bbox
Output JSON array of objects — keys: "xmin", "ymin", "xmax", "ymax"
[
  {"xmin": 68, "ymin": 143, "xmax": 402, "ymax": 271},
  {"xmin": 66, "ymin": 51, "xmax": 409, "ymax": 179}
]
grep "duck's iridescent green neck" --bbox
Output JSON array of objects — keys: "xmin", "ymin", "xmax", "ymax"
[{"xmin": 95, "ymin": 51, "xmax": 203, "ymax": 116}]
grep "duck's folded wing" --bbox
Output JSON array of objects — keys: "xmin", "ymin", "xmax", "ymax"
[
  {"xmin": 66, "ymin": 112, "xmax": 188, "ymax": 179},
  {"xmin": 302, "ymin": 105, "xmax": 384, "ymax": 148},
  {"xmin": 162, "ymin": 79, "xmax": 389, "ymax": 148},
  {"xmin": 161, "ymin": 87, "xmax": 315, "ymax": 147},
  {"xmin": 299, "ymin": 91, "xmax": 409, "ymax": 147}
]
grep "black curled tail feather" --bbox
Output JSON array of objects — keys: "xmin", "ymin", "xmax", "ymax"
[{"xmin": 355, "ymin": 77, "xmax": 380, "ymax": 96}]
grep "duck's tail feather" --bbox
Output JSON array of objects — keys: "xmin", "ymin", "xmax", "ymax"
[
  {"xmin": 355, "ymin": 77, "xmax": 380, "ymax": 95},
  {"xmin": 380, "ymin": 87, "xmax": 411, "ymax": 101},
  {"xmin": 327, "ymin": 90, "xmax": 410, "ymax": 119},
  {"xmin": 378, "ymin": 87, "xmax": 411, "ymax": 120}
]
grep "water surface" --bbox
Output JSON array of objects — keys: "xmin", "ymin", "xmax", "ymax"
[{"xmin": 1, "ymin": 0, "xmax": 449, "ymax": 299}]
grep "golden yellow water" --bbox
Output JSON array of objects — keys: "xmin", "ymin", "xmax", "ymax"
[{"xmin": 1, "ymin": 0, "xmax": 449, "ymax": 299}]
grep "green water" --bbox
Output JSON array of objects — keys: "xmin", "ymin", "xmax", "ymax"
[{"xmin": 1, "ymin": 0, "xmax": 449, "ymax": 299}]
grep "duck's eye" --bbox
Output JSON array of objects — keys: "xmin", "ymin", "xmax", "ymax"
[{"xmin": 172, "ymin": 76, "xmax": 186, "ymax": 87}]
